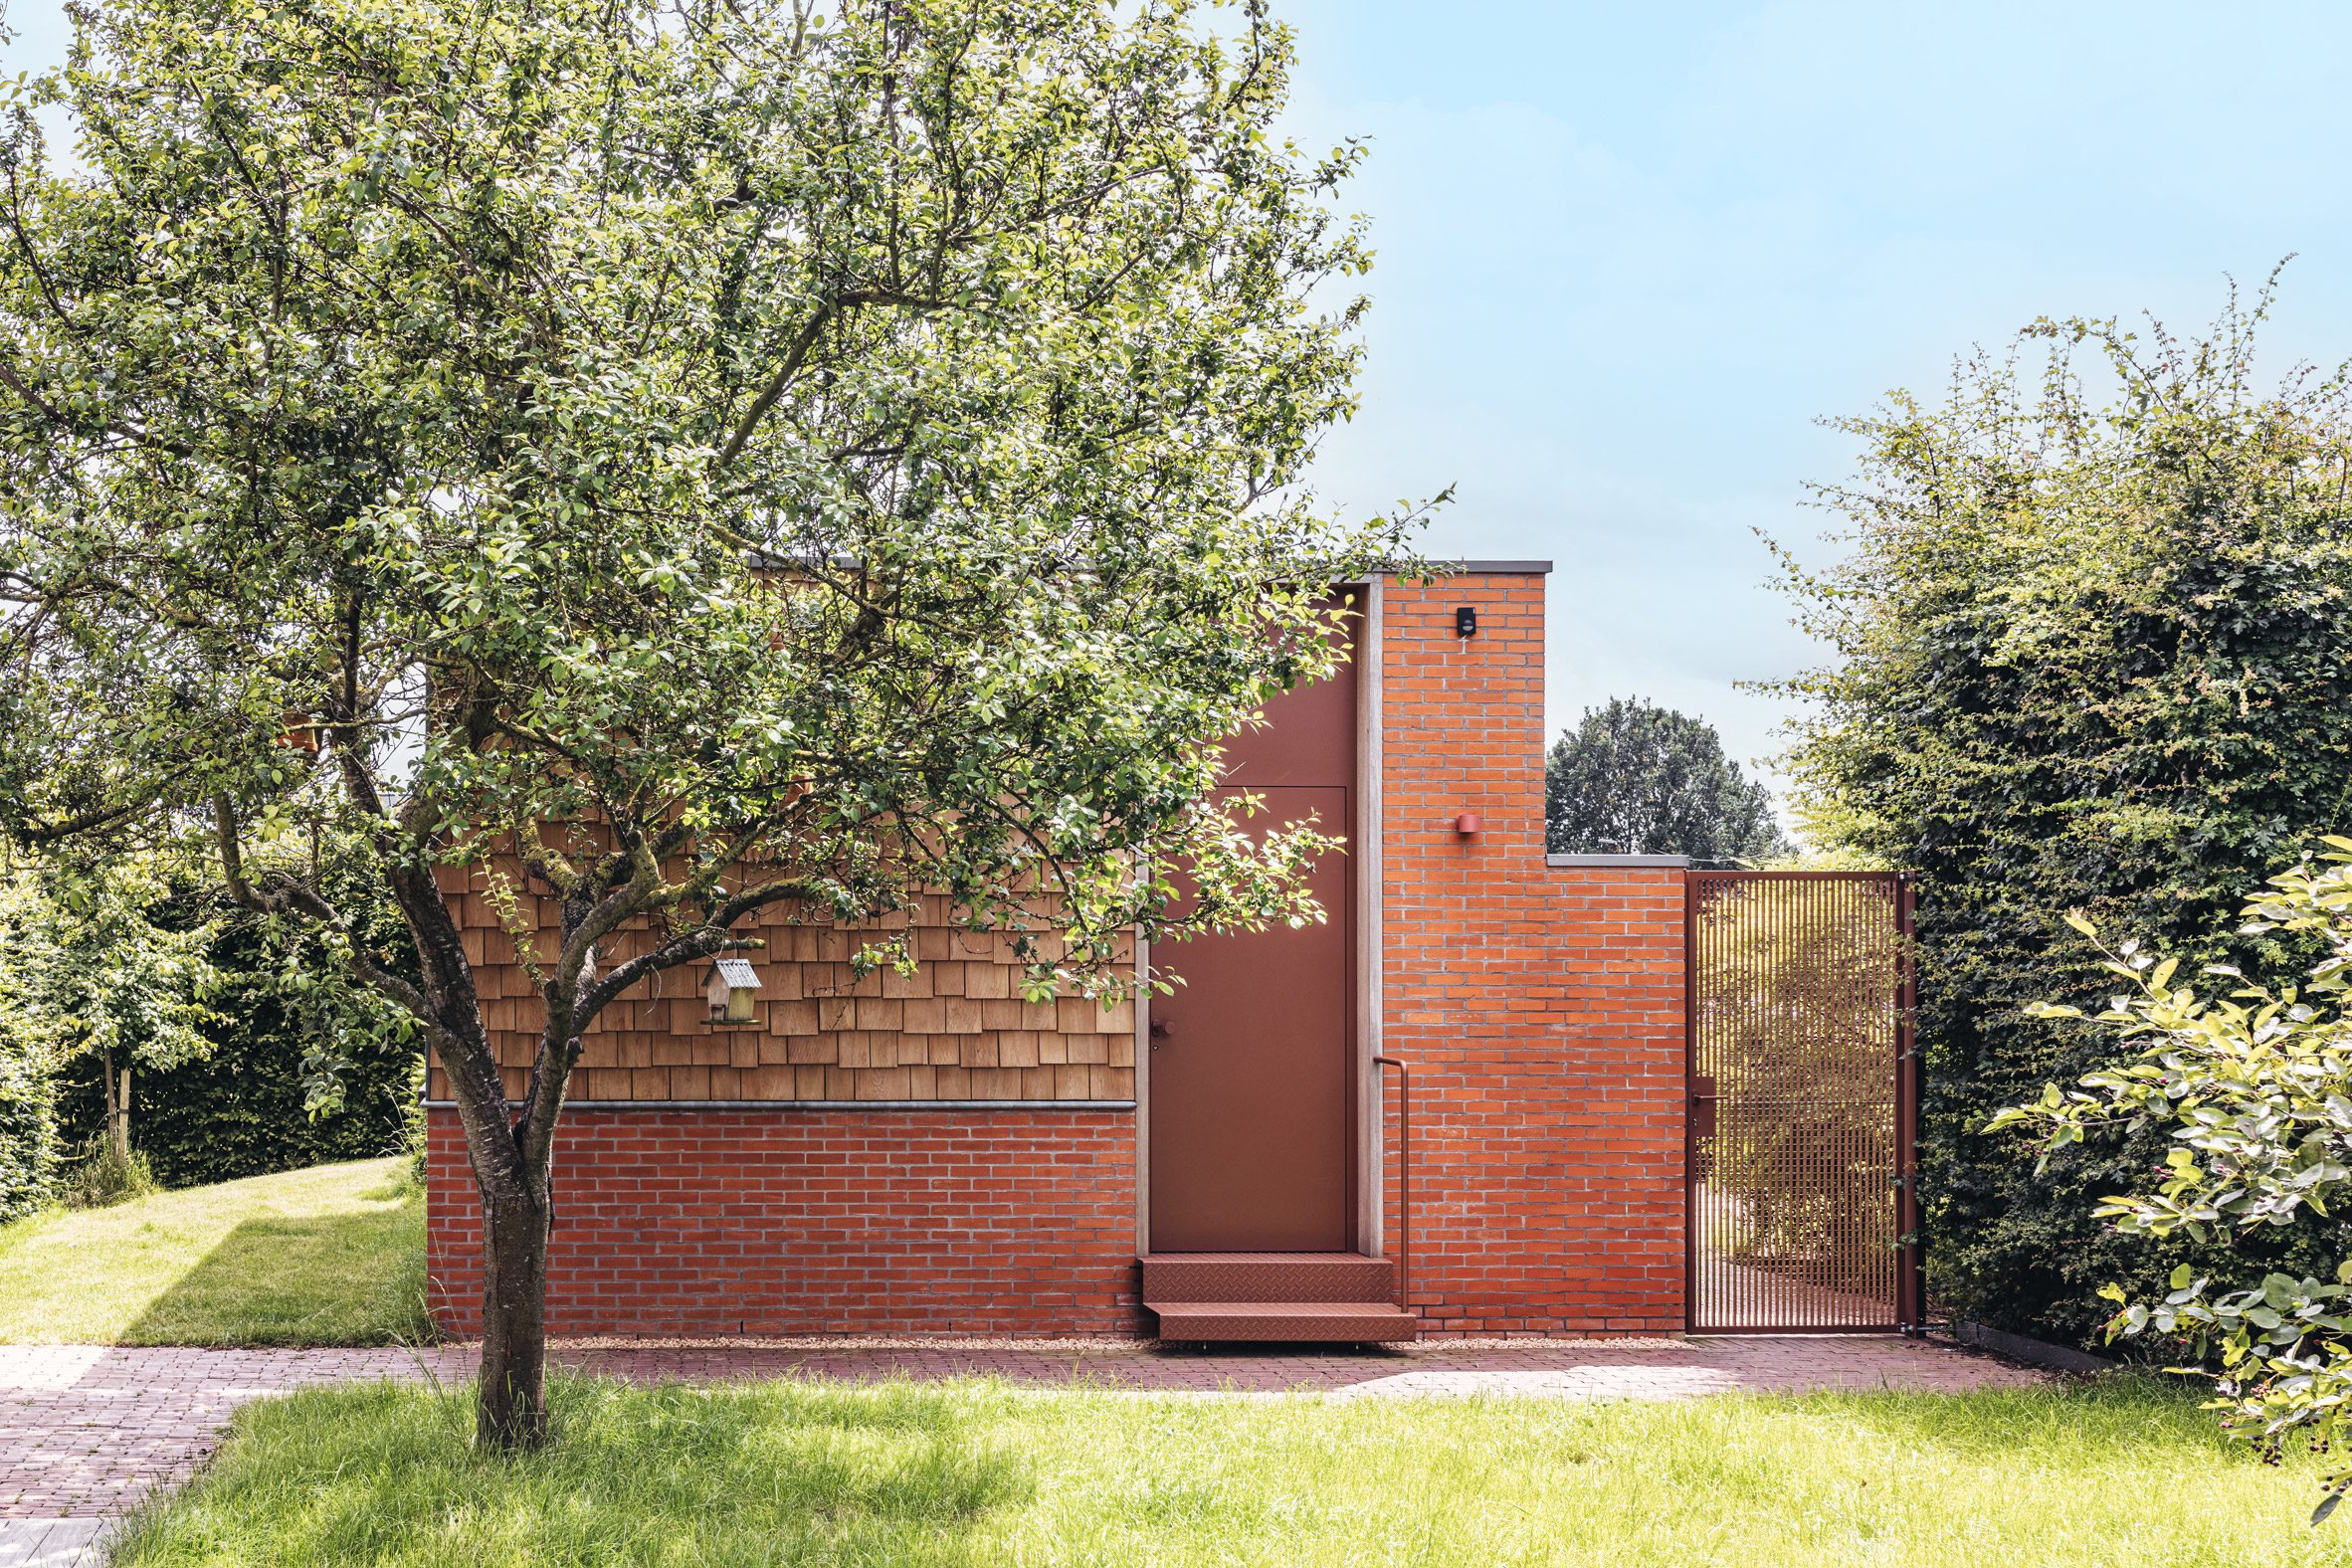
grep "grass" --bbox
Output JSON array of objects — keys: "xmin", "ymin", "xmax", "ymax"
[
  {"xmin": 107, "ymin": 1373, "xmax": 2352, "ymax": 1566},
  {"xmin": 0, "ymin": 1156, "xmax": 429, "ymax": 1345}
]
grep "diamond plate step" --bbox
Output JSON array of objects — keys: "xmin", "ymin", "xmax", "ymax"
[
  {"xmin": 1147, "ymin": 1300, "xmax": 1419, "ymax": 1343},
  {"xmin": 1140, "ymin": 1252, "xmax": 1394, "ymax": 1303}
]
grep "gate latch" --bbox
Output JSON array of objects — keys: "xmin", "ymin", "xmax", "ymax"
[{"xmin": 1689, "ymin": 1075, "xmax": 1718, "ymax": 1141}]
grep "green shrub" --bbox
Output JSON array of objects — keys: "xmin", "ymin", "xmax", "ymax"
[
  {"xmin": 0, "ymin": 1034, "xmax": 57, "ymax": 1222},
  {"xmin": 1776, "ymin": 278, "xmax": 2352, "ymax": 1347},
  {"xmin": 1993, "ymin": 840, "xmax": 2352, "ymax": 1519},
  {"xmin": 397, "ymin": 1056, "xmax": 427, "ymax": 1193},
  {"xmin": 0, "ymin": 874, "xmax": 60, "ymax": 1222}
]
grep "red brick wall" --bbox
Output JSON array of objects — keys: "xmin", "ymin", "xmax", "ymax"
[
  {"xmin": 1376, "ymin": 574, "xmax": 1686, "ymax": 1335},
  {"xmin": 426, "ymin": 1107, "xmax": 1140, "ymax": 1336},
  {"xmin": 424, "ymin": 566, "xmax": 1688, "ymax": 1339}
]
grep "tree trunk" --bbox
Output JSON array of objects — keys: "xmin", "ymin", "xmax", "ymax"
[
  {"xmin": 101, "ymin": 1052, "xmax": 130, "ymax": 1162},
  {"xmin": 476, "ymin": 1186, "xmax": 552, "ymax": 1450}
]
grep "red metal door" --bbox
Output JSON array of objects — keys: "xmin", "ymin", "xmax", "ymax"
[
  {"xmin": 1685, "ymin": 871, "xmax": 1921, "ymax": 1332},
  {"xmin": 1148, "ymin": 620, "xmax": 1357, "ymax": 1253}
]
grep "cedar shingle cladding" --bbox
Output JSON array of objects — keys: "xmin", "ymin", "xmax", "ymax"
[{"xmin": 428, "ymin": 860, "xmax": 1136, "ymax": 1103}]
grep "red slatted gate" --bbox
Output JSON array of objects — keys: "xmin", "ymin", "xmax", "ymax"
[{"xmin": 1685, "ymin": 871, "xmax": 1921, "ymax": 1334}]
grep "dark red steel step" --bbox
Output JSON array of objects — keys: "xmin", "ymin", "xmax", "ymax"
[
  {"xmin": 1148, "ymin": 1299, "xmax": 1419, "ymax": 1342},
  {"xmin": 1141, "ymin": 1253, "xmax": 1416, "ymax": 1342}
]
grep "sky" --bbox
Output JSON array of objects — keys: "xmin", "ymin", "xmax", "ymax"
[
  {"xmin": 8, "ymin": 0, "xmax": 2352, "ymax": 808},
  {"xmin": 1271, "ymin": 0, "xmax": 2352, "ymax": 798}
]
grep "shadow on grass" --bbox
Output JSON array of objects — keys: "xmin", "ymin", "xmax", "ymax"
[
  {"xmin": 119, "ymin": 1202, "xmax": 428, "ymax": 1346},
  {"xmin": 110, "ymin": 1374, "xmax": 1035, "ymax": 1567}
]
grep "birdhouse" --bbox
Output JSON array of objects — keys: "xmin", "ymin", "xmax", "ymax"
[{"xmin": 704, "ymin": 957, "xmax": 761, "ymax": 1024}]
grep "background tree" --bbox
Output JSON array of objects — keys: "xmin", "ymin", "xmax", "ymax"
[
  {"xmin": 0, "ymin": 860, "xmax": 217, "ymax": 1177},
  {"xmin": 0, "ymin": 0, "xmax": 1419, "ymax": 1447},
  {"xmin": 1773, "ymin": 275, "xmax": 2352, "ymax": 1347},
  {"xmin": 49, "ymin": 827, "xmax": 423, "ymax": 1190},
  {"xmin": 1545, "ymin": 697, "xmax": 1791, "ymax": 862},
  {"xmin": 0, "ymin": 824, "xmax": 419, "ymax": 1201}
]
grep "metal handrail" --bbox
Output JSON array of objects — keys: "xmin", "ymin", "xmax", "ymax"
[{"xmin": 1371, "ymin": 1054, "xmax": 1410, "ymax": 1308}]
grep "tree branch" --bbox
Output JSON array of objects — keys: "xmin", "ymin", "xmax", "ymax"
[
  {"xmin": 574, "ymin": 875, "xmax": 820, "ymax": 1020},
  {"xmin": 713, "ymin": 299, "xmax": 839, "ymax": 471},
  {"xmin": 3, "ymin": 798, "xmax": 145, "ymax": 848},
  {"xmin": 212, "ymin": 793, "xmax": 465, "ymax": 1060}
]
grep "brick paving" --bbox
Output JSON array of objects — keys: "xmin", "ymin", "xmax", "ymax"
[{"xmin": 0, "ymin": 1335, "xmax": 2049, "ymax": 1525}]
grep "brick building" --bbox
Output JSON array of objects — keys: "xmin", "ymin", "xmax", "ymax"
[{"xmin": 425, "ymin": 563, "xmax": 1691, "ymax": 1339}]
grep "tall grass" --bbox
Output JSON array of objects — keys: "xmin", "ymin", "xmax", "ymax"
[{"xmin": 57, "ymin": 1135, "xmax": 159, "ymax": 1209}]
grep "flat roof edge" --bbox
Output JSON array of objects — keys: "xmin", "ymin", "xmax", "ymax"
[
  {"xmin": 1429, "ymin": 559, "xmax": 1554, "ymax": 575},
  {"xmin": 747, "ymin": 553, "xmax": 1555, "ymax": 577}
]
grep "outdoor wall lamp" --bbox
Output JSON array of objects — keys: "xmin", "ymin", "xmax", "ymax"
[
  {"xmin": 1455, "ymin": 810, "xmax": 1482, "ymax": 837},
  {"xmin": 1455, "ymin": 606, "xmax": 1478, "ymax": 638}
]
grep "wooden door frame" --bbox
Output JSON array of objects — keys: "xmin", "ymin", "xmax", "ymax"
[{"xmin": 1133, "ymin": 580, "xmax": 1382, "ymax": 1257}]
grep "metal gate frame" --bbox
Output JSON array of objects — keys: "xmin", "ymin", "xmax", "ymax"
[{"xmin": 1683, "ymin": 870, "xmax": 1922, "ymax": 1335}]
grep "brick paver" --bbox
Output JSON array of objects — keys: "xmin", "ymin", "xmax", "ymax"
[{"xmin": 0, "ymin": 1335, "xmax": 2048, "ymax": 1521}]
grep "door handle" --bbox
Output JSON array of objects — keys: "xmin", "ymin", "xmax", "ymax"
[{"xmin": 1148, "ymin": 1018, "xmax": 1171, "ymax": 1047}]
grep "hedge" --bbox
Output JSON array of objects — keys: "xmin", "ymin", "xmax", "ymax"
[
  {"xmin": 1776, "ymin": 286, "xmax": 2352, "ymax": 1347},
  {"xmin": 56, "ymin": 963, "xmax": 419, "ymax": 1189},
  {"xmin": 0, "ymin": 1037, "xmax": 57, "ymax": 1222}
]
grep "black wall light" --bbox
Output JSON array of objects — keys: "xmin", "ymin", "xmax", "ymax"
[{"xmin": 1455, "ymin": 606, "xmax": 1478, "ymax": 638}]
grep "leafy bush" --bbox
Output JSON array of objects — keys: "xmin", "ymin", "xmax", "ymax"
[
  {"xmin": 1993, "ymin": 839, "xmax": 2352, "ymax": 1519},
  {"xmin": 0, "ymin": 1029, "xmax": 56, "ymax": 1223},
  {"xmin": 0, "ymin": 876, "xmax": 59, "ymax": 1221},
  {"xmin": 1775, "ymin": 278, "xmax": 2352, "ymax": 1346}
]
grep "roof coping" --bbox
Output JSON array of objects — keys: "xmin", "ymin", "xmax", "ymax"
[{"xmin": 1431, "ymin": 559, "xmax": 1553, "ymax": 575}]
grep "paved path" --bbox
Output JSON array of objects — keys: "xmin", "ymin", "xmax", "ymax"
[
  {"xmin": 0, "ymin": 1335, "xmax": 2049, "ymax": 1547},
  {"xmin": 0, "ymin": 1518, "xmax": 106, "ymax": 1566}
]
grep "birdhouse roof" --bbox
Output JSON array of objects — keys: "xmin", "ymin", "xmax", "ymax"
[{"xmin": 710, "ymin": 957, "xmax": 761, "ymax": 989}]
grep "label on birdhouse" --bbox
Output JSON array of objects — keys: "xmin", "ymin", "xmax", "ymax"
[{"xmin": 712, "ymin": 958, "xmax": 760, "ymax": 989}]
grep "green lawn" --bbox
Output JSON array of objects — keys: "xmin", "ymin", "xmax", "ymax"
[
  {"xmin": 0, "ymin": 1157, "xmax": 428, "ymax": 1345},
  {"xmin": 108, "ymin": 1374, "xmax": 2352, "ymax": 1566}
]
